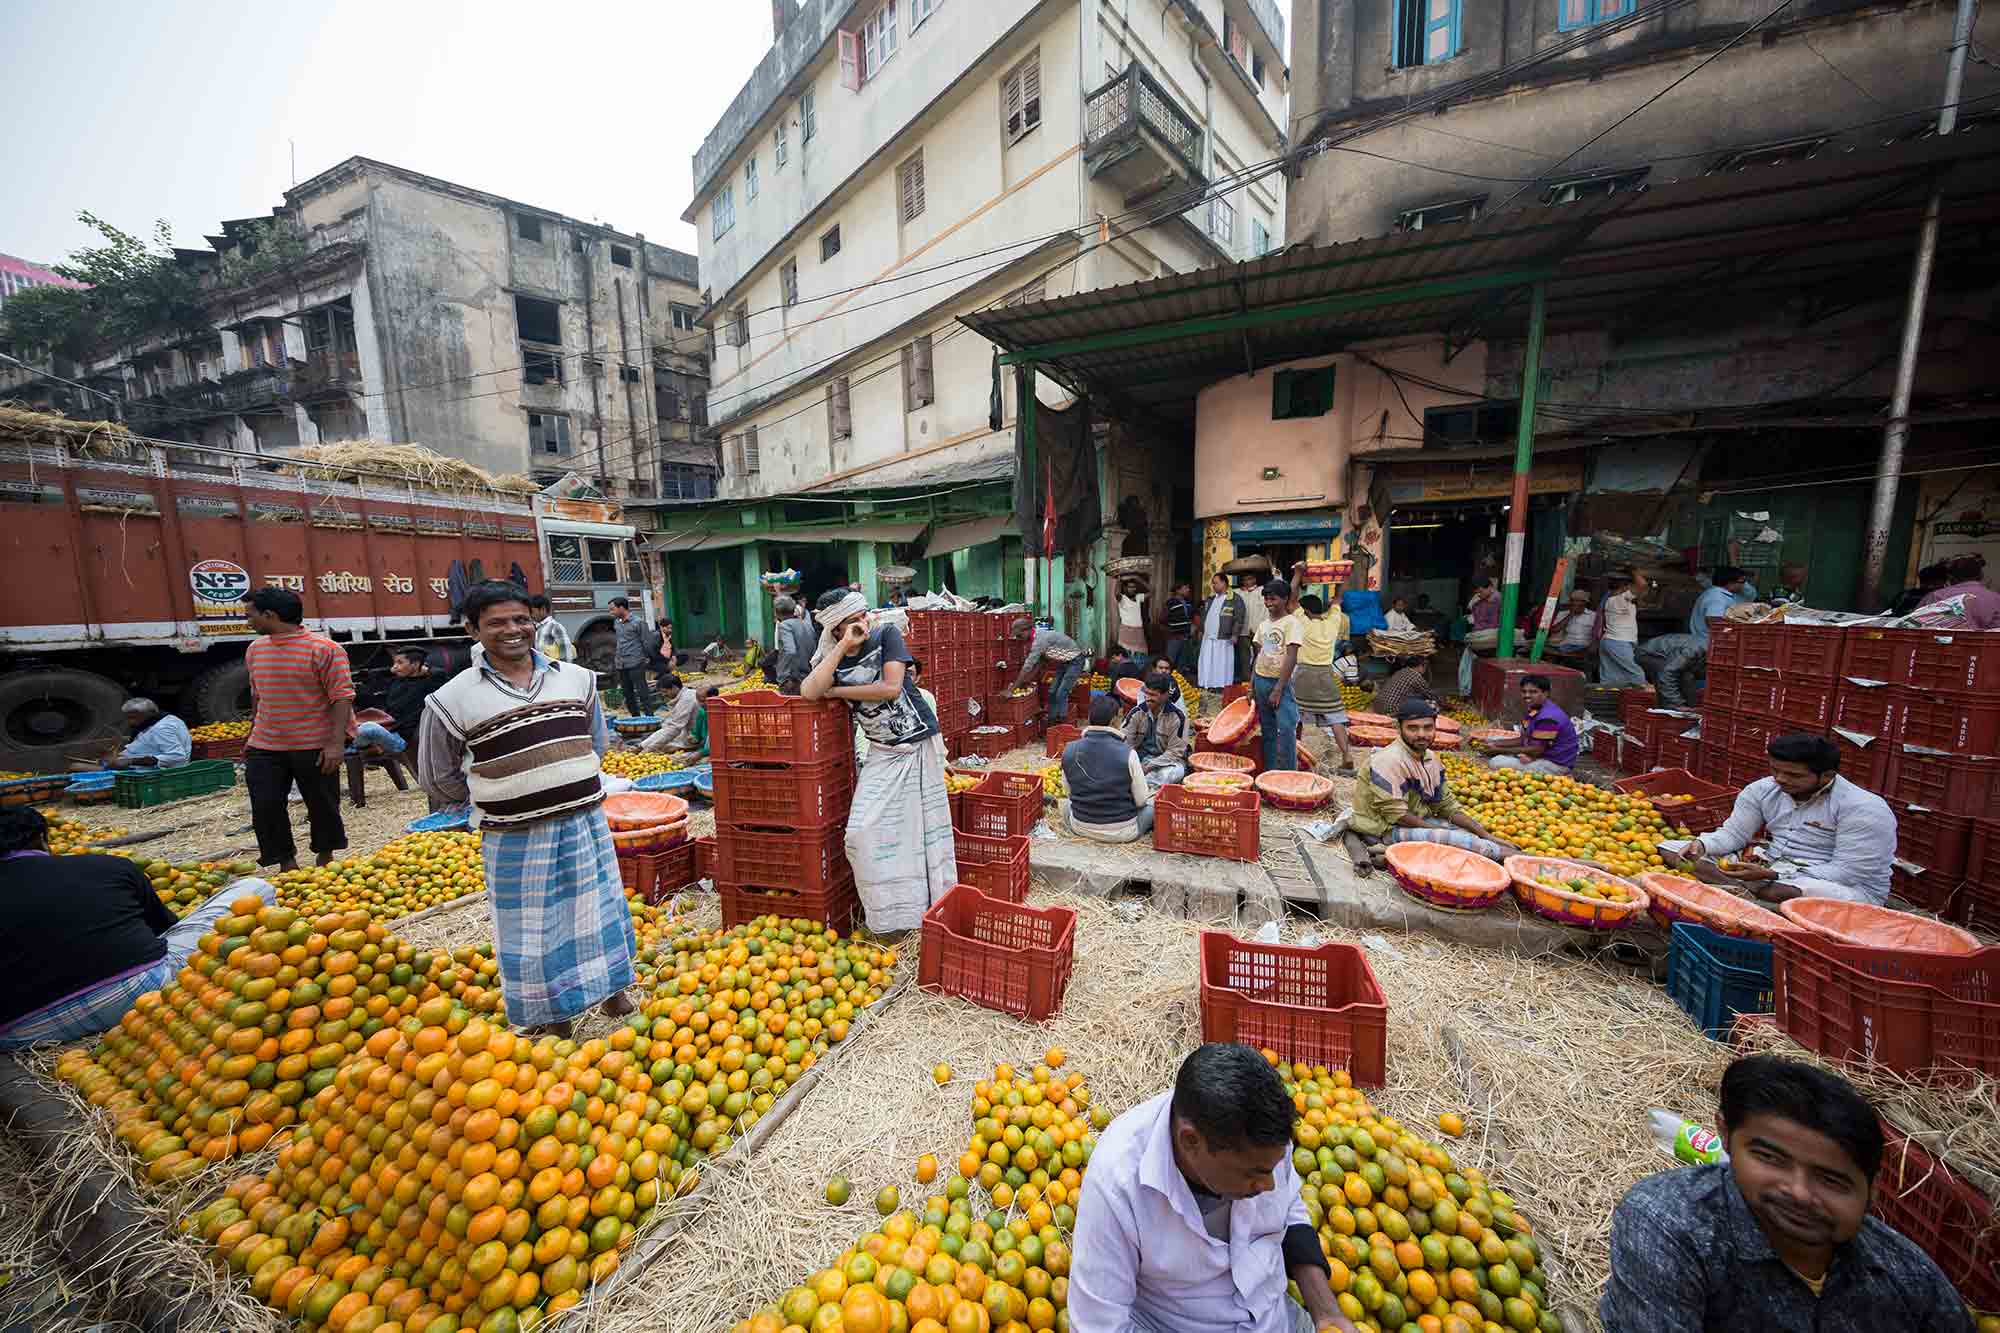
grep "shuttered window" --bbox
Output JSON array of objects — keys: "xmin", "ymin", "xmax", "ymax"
[
  {"xmin": 827, "ymin": 377, "xmax": 853, "ymax": 441},
  {"xmin": 781, "ymin": 258, "xmax": 799, "ymax": 308},
  {"xmin": 898, "ymin": 150, "xmax": 926, "ymax": 224},
  {"xmin": 902, "ymin": 335, "xmax": 934, "ymax": 411},
  {"xmin": 1002, "ymin": 51, "xmax": 1041, "ymax": 143}
]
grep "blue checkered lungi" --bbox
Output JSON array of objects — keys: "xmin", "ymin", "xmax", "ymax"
[{"xmin": 482, "ymin": 807, "xmax": 636, "ymax": 1027}]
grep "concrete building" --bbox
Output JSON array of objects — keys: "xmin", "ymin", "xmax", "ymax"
[
  {"xmin": 0, "ymin": 252, "xmax": 86, "ymax": 316},
  {"xmin": 656, "ymin": 0, "xmax": 1288, "ymax": 645},
  {"xmin": 89, "ymin": 159, "xmax": 708, "ymax": 499}
]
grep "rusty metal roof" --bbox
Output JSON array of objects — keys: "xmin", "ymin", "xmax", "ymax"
[{"xmin": 957, "ymin": 133, "xmax": 2000, "ymax": 431}]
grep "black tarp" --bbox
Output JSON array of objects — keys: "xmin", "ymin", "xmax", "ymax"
[{"xmin": 1013, "ymin": 375, "xmax": 1100, "ymax": 558}]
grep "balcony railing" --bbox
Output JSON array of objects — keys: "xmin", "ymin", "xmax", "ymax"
[
  {"xmin": 290, "ymin": 352, "xmax": 361, "ymax": 401},
  {"xmin": 1084, "ymin": 61, "xmax": 1206, "ymax": 187}
]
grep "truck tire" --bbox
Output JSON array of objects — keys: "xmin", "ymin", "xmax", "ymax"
[
  {"xmin": 0, "ymin": 668, "xmax": 128, "ymax": 772},
  {"xmin": 186, "ymin": 660, "xmax": 254, "ymax": 725},
  {"xmin": 576, "ymin": 621, "xmax": 618, "ymax": 672}
]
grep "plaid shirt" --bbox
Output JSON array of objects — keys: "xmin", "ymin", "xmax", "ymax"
[
  {"xmin": 1600, "ymin": 1163, "xmax": 1973, "ymax": 1333},
  {"xmin": 1368, "ymin": 666, "xmax": 1436, "ymax": 720}
]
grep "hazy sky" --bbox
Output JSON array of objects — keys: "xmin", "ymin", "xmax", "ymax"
[{"xmin": 1, "ymin": 0, "xmax": 773, "ymax": 267}]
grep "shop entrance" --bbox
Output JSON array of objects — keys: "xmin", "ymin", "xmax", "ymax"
[{"xmin": 767, "ymin": 545, "xmax": 848, "ymax": 612}]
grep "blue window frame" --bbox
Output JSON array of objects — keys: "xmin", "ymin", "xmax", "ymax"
[
  {"xmin": 1557, "ymin": 0, "xmax": 1635, "ymax": 31},
  {"xmin": 1395, "ymin": 0, "xmax": 1461, "ymax": 68}
]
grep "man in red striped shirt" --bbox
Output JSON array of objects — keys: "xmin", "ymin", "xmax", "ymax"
[{"xmin": 242, "ymin": 587, "xmax": 353, "ymax": 870}]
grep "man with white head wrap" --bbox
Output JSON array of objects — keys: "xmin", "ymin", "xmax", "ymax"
[{"xmin": 801, "ymin": 589, "xmax": 958, "ymax": 933}]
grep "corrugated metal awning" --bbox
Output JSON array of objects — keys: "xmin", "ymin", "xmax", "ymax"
[
  {"xmin": 645, "ymin": 530, "xmax": 758, "ymax": 553},
  {"xmin": 764, "ymin": 520, "xmax": 929, "ymax": 545},
  {"xmin": 926, "ymin": 514, "xmax": 1016, "ymax": 558}
]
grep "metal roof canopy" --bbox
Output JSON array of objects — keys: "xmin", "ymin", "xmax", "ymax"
[
  {"xmin": 957, "ymin": 134, "xmax": 2000, "ymax": 429},
  {"xmin": 762, "ymin": 520, "xmax": 931, "ymax": 545},
  {"xmin": 925, "ymin": 513, "xmax": 1016, "ymax": 558},
  {"xmin": 645, "ymin": 530, "xmax": 759, "ymax": 553}
]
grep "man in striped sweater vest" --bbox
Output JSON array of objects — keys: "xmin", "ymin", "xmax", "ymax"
[{"xmin": 418, "ymin": 581, "xmax": 636, "ymax": 1036}]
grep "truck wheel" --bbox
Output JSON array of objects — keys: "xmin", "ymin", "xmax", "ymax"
[
  {"xmin": 0, "ymin": 669, "xmax": 128, "ymax": 772},
  {"xmin": 577, "ymin": 623, "xmax": 617, "ymax": 672},
  {"xmin": 187, "ymin": 661, "xmax": 254, "ymax": 724}
]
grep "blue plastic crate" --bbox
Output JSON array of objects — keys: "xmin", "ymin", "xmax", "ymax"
[{"xmin": 1667, "ymin": 921, "xmax": 1775, "ymax": 1039}]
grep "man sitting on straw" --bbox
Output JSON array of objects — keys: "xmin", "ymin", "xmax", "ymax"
[
  {"xmin": 802, "ymin": 590, "xmax": 956, "ymax": 933},
  {"xmin": 1663, "ymin": 733, "xmax": 1895, "ymax": 905},
  {"xmin": 418, "ymin": 580, "xmax": 636, "ymax": 1038},
  {"xmin": 1071, "ymin": 1043, "xmax": 1360, "ymax": 1333},
  {"xmin": 1063, "ymin": 693, "xmax": 1160, "ymax": 842},
  {"xmin": 1341, "ymin": 698, "xmax": 1518, "ymax": 876},
  {"xmin": 638, "ymin": 674, "xmax": 706, "ymax": 757},
  {"xmin": 1365, "ymin": 658, "xmax": 1438, "ymax": 720},
  {"xmin": 1602, "ymin": 1054, "xmax": 1972, "ymax": 1332},
  {"xmin": 1122, "ymin": 670, "xmax": 1191, "ymax": 789}
]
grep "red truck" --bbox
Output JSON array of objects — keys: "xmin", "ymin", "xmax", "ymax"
[{"xmin": 0, "ymin": 417, "xmax": 652, "ymax": 771}]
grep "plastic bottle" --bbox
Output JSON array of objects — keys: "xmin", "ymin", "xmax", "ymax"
[{"xmin": 1649, "ymin": 1109, "xmax": 1728, "ymax": 1166}]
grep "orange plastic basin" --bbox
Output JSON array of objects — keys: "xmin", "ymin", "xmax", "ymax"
[
  {"xmin": 1189, "ymin": 752, "xmax": 1256, "ymax": 774},
  {"xmin": 1385, "ymin": 841, "xmax": 1510, "ymax": 893},
  {"xmin": 1254, "ymin": 770, "xmax": 1335, "ymax": 810},
  {"xmin": 1349, "ymin": 725, "xmax": 1399, "ymax": 748},
  {"xmin": 1185, "ymin": 771, "xmax": 1253, "ymax": 793},
  {"xmin": 602, "ymin": 791, "xmax": 690, "ymax": 831},
  {"xmin": 1778, "ymin": 898, "xmax": 1981, "ymax": 954},
  {"xmin": 1208, "ymin": 696, "xmax": 1257, "ymax": 745},
  {"xmin": 1115, "ymin": 677, "xmax": 1143, "ymax": 705},
  {"xmin": 1347, "ymin": 712, "xmax": 1394, "ymax": 729},
  {"xmin": 1637, "ymin": 872, "xmax": 1789, "ymax": 940}
]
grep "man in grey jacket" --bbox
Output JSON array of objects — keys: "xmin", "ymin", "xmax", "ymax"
[
  {"xmin": 1636, "ymin": 632, "xmax": 1708, "ymax": 708},
  {"xmin": 770, "ymin": 596, "xmax": 817, "ymax": 695},
  {"xmin": 1016, "ymin": 619, "xmax": 1088, "ymax": 725},
  {"xmin": 610, "ymin": 598, "xmax": 658, "ymax": 715}
]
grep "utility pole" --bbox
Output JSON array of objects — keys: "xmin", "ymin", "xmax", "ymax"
[
  {"xmin": 1495, "ymin": 282, "xmax": 1548, "ymax": 660},
  {"xmin": 1858, "ymin": 0, "xmax": 1976, "ymax": 608}
]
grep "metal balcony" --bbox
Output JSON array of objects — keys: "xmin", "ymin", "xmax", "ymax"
[
  {"xmin": 288, "ymin": 353, "xmax": 361, "ymax": 402},
  {"xmin": 1084, "ymin": 62, "xmax": 1206, "ymax": 203}
]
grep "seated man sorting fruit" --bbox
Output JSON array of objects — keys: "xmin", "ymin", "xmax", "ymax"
[
  {"xmin": 0, "ymin": 807, "xmax": 277, "ymax": 1047},
  {"xmin": 1601, "ymin": 1054, "xmax": 1972, "ymax": 1332},
  {"xmin": 1071, "ymin": 1042, "xmax": 1360, "ymax": 1333},
  {"xmin": 1342, "ymin": 698, "xmax": 1519, "ymax": 875},
  {"xmin": 1663, "ymin": 733, "xmax": 1895, "ymax": 905},
  {"xmin": 1473, "ymin": 674, "xmax": 1578, "ymax": 776}
]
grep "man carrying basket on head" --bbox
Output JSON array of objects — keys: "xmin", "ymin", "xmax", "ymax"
[
  {"xmin": 1340, "ymin": 699, "xmax": 1519, "ymax": 877},
  {"xmin": 802, "ymin": 590, "xmax": 958, "ymax": 933}
]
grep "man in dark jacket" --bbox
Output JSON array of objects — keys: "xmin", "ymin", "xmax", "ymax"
[
  {"xmin": 610, "ymin": 597, "xmax": 657, "ymax": 715},
  {"xmin": 384, "ymin": 647, "xmax": 448, "ymax": 750},
  {"xmin": 1637, "ymin": 633, "xmax": 1708, "ymax": 708},
  {"xmin": 1122, "ymin": 670, "xmax": 1190, "ymax": 787},
  {"xmin": 1061, "ymin": 694, "xmax": 1156, "ymax": 843},
  {"xmin": 1160, "ymin": 583, "xmax": 1196, "ymax": 674}
]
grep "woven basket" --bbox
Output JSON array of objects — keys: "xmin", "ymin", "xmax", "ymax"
[
  {"xmin": 1254, "ymin": 770, "xmax": 1334, "ymax": 811},
  {"xmin": 1185, "ymin": 771, "xmax": 1254, "ymax": 794},
  {"xmin": 1504, "ymin": 855, "xmax": 1650, "ymax": 930},
  {"xmin": 1638, "ymin": 872, "xmax": 1788, "ymax": 940},
  {"xmin": 1386, "ymin": 842, "xmax": 1512, "ymax": 912}
]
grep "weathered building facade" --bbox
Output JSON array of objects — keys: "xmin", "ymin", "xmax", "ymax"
[{"xmin": 87, "ymin": 159, "xmax": 708, "ymax": 498}]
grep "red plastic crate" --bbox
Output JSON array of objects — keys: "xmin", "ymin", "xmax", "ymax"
[
  {"xmin": 1701, "ymin": 664, "xmax": 1739, "ymax": 711},
  {"xmin": 710, "ymin": 757, "xmax": 854, "ymax": 829},
  {"xmin": 1897, "ymin": 689, "xmax": 2000, "ymax": 756},
  {"xmin": 1154, "ymin": 783, "xmax": 1261, "ymax": 862},
  {"xmin": 903, "ymin": 610, "xmax": 952, "ymax": 647},
  {"xmin": 1613, "ymin": 767, "xmax": 1738, "ymax": 834},
  {"xmin": 1731, "ymin": 669, "xmax": 1784, "ymax": 718},
  {"xmin": 1618, "ymin": 686, "xmax": 1658, "ymax": 726},
  {"xmin": 1833, "ymin": 680, "xmax": 1904, "ymax": 740},
  {"xmin": 705, "ymin": 691, "xmax": 852, "ymax": 764},
  {"xmin": 1892, "ymin": 748, "xmax": 2000, "ymax": 817},
  {"xmin": 1723, "ymin": 752, "xmax": 1768, "ymax": 792},
  {"xmin": 693, "ymin": 835, "xmax": 716, "ymax": 882},
  {"xmin": 1706, "ymin": 622, "xmax": 1742, "ymax": 669},
  {"xmin": 1832, "ymin": 731, "xmax": 1897, "ymax": 795},
  {"xmin": 1906, "ymin": 631, "xmax": 2000, "ymax": 695},
  {"xmin": 1775, "ymin": 679, "xmax": 1838, "ymax": 732},
  {"xmin": 1967, "ymin": 817, "xmax": 2000, "ymax": 888},
  {"xmin": 959, "ymin": 770, "xmax": 1045, "ymax": 838},
  {"xmin": 619, "ymin": 842, "xmax": 698, "ymax": 904},
  {"xmin": 1895, "ymin": 802, "xmax": 1974, "ymax": 879},
  {"xmin": 1590, "ymin": 727, "xmax": 1620, "ymax": 768},
  {"xmin": 1776, "ymin": 624, "xmax": 1848, "ymax": 679},
  {"xmin": 919, "ymin": 884, "xmax": 1076, "ymax": 1020},
  {"xmin": 713, "ymin": 822, "xmax": 852, "ymax": 894},
  {"xmin": 1618, "ymin": 732, "xmax": 1657, "ymax": 776},
  {"xmin": 192, "ymin": 737, "xmax": 246, "ymax": 762},
  {"xmin": 1873, "ymin": 1122, "xmax": 2000, "ymax": 1311},
  {"xmin": 1735, "ymin": 621, "xmax": 1785, "ymax": 669},
  {"xmin": 1772, "ymin": 929, "xmax": 2000, "ymax": 1077},
  {"xmin": 1841, "ymin": 627, "xmax": 1916, "ymax": 684},
  {"xmin": 952, "ymin": 831, "xmax": 1031, "ymax": 903},
  {"xmin": 987, "ymin": 689, "xmax": 1039, "ymax": 727},
  {"xmin": 1656, "ymin": 727, "xmax": 1700, "ymax": 774},
  {"xmin": 1696, "ymin": 744, "xmax": 1732, "ymax": 785},
  {"xmin": 1730, "ymin": 711, "xmax": 1782, "ymax": 762},
  {"xmin": 1625, "ymin": 707, "xmax": 1661, "ymax": 747},
  {"xmin": 720, "ymin": 878, "xmax": 860, "ymax": 931},
  {"xmin": 1044, "ymin": 723, "xmax": 1081, "ymax": 757},
  {"xmin": 962, "ymin": 726, "xmax": 1015, "ymax": 759},
  {"xmin": 1701, "ymin": 707, "xmax": 1738, "ymax": 758},
  {"xmin": 1891, "ymin": 862, "xmax": 1957, "ymax": 914},
  {"xmin": 1198, "ymin": 933, "xmax": 1389, "ymax": 1086}
]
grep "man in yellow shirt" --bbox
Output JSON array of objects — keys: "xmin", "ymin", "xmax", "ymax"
[{"xmin": 1290, "ymin": 593, "xmax": 1355, "ymax": 773}]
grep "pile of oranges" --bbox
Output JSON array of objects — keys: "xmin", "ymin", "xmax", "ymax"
[
  {"xmin": 56, "ymin": 900, "xmax": 505, "ymax": 1181},
  {"xmin": 1283, "ymin": 1059, "xmax": 1559, "ymax": 1333},
  {"xmin": 275, "ymin": 832, "xmax": 486, "ymax": 921},
  {"xmin": 953, "ymin": 1052, "xmax": 1102, "ymax": 1219},
  {"xmin": 139, "ymin": 858, "xmax": 258, "ymax": 919},
  {"xmin": 191, "ymin": 720, "xmax": 253, "ymax": 742},
  {"xmin": 1439, "ymin": 757, "xmax": 1689, "ymax": 881},
  {"xmin": 43, "ymin": 809, "xmax": 126, "ymax": 854}
]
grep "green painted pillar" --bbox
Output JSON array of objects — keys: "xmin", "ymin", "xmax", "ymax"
[
  {"xmin": 1496, "ymin": 282, "xmax": 1547, "ymax": 657},
  {"xmin": 713, "ymin": 556, "xmax": 728, "ymax": 639},
  {"xmin": 741, "ymin": 542, "xmax": 768, "ymax": 649},
  {"xmin": 1052, "ymin": 553, "xmax": 1068, "ymax": 637},
  {"xmin": 855, "ymin": 541, "xmax": 880, "ymax": 603}
]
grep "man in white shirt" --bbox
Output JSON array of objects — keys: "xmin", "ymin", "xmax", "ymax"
[
  {"xmin": 1071, "ymin": 1043, "xmax": 1355, "ymax": 1333},
  {"xmin": 1669, "ymin": 734, "xmax": 1897, "ymax": 905},
  {"xmin": 528, "ymin": 595, "xmax": 574, "ymax": 663},
  {"xmin": 638, "ymin": 675, "xmax": 703, "ymax": 754},
  {"xmin": 1383, "ymin": 596, "xmax": 1416, "ymax": 633},
  {"xmin": 1597, "ymin": 570, "xmax": 1646, "ymax": 686}
]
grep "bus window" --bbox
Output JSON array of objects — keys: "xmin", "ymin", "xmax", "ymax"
[
  {"xmin": 586, "ymin": 538, "xmax": 621, "ymax": 583},
  {"xmin": 549, "ymin": 534, "xmax": 585, "ymax": 582}
]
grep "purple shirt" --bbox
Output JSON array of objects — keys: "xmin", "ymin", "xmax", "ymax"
[
  {"xmin": 1470, "ymin": 595, "xmax": 1500, "ymax": 631},
  {"xmin": 1918, "ymin": 580, "xmax": 2000, "ymax": 629},
  {"xmin": 1524, "ymin": 699, "xmax": 1580, "ymax": 768}
]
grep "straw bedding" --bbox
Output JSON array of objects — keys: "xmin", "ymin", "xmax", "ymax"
[{"xmin": 277, "ymin": 439, "xmax": 538, "ymax": 493}]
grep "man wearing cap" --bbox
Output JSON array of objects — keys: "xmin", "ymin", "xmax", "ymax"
[{"xmin": 1342, "ymin": 699, "xmax": 1518, "ymax": 875}]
